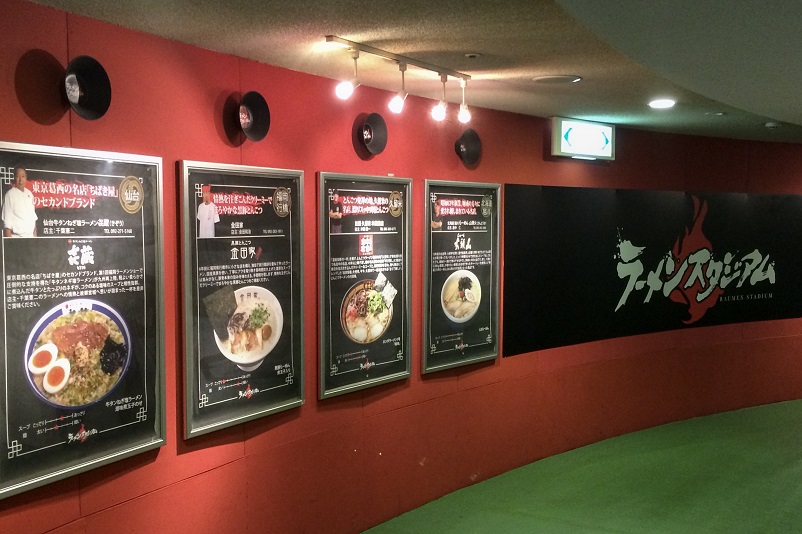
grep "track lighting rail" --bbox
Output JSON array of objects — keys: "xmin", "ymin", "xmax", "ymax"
[{"xmin": 326, "ymin": 35, "xmax": 471, "ymax": 82}]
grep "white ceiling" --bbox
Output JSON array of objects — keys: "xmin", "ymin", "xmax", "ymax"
[{"xmin": 32, "ymin": 0, "xmax": 802, "ymax": 143}]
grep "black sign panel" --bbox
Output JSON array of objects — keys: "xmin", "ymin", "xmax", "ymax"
[
  {"xmin": 319, "ymin": 173, "xmax": 410, "ymax": 398},
  {"xmin": 424, "ymin": 181, "xmax": 499, "ymax": 372},
  {"xmin": 182, "ymin": 162, "xmax": 303, "ymax": 437},
  {"xmin": 503, "ymin": 185, "xmax": 802, "ymax": 355},
  {"xmin": 0, "ymin": 142, "xmax": 164, "ymax": 498}
]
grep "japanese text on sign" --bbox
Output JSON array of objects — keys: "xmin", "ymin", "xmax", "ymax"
[{"xmin": 212, "ymin": 191, "xmax": 272, "ymax": 215}]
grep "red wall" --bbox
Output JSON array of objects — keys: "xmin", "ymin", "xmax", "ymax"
[{"xmin": 2, "ymin": 1, "xmax": 802, "ymax": 532}]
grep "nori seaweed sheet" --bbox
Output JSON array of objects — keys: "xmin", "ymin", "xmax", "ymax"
[{"xmin": 202, "ymin": 285, "xmax": 237, "ymax": 341}]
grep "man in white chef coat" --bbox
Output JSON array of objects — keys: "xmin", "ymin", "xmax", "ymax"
[
  {"xmin": 2, "ymin": 167, "xmax": 37, "ymax": 237},
  {"xmin": 197, "ymin": 185, "xmax": 219, "ymax": 238}
]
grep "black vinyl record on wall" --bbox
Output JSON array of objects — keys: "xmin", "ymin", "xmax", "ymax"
[
  {"xmin": 358, "ymin": 112, "xmax": 388, "ymax": 155},
  {"xmin": 238, "ymin": 91, "xmax": 270, "ymax": 141},
  {"xmin": 64, "ymin": 55, "xmax": 111, "ymax": 120},
  {"xmin": 455, "ymin": 128, "xmax": 481, "ymax": 166}
]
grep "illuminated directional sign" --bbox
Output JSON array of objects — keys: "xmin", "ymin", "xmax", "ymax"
[{"xmin": 551, "ymin": 117, "xmax": 615, "ymax": 160}]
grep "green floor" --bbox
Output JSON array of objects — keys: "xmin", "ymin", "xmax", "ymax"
[{"xmin": 367, "ymin": 400, "xmax": 802, "ymax": 533}]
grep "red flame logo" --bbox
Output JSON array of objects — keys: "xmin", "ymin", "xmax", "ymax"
[{"xmin": 668, "ymin": 196, "xmax": 723, "ymax": 323}]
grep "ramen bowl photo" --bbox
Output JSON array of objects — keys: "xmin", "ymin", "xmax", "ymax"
[
  {"xmin": 207, "ymin": 285, "xmax": 283, "ymax": 372},
  {"xmin": 340, "ymin": 279, "xmax": 394, "ymax": 344},
  {"xmin": 441, "ymin": 270, "xmax": 481, "ymax": 323},
  {"xmin": 25, "ymin": 299, "xmax": 131, "ymax": 408}
]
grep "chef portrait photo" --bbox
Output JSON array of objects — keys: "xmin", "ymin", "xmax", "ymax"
[
  {"xmin": 2, "ymin": 166, "xmax": 37, "ymax": 237},
  {"xmin": 197, "ymin": 184, "xmax": 220, "ymax": 238}
]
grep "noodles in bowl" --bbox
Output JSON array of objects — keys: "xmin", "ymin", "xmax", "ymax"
[
  {"xmin": 441, "ymin": 270, "xmax": 481, "ymax": 323},
  {"xmin": 205, "ymin": 285, "xmax": 283, "ymax": 371},
  {"xmin": 340, "ymin": 273, "xmax": 397, "ymax": 344},
  {"xmin": 25, "ymin": 300, "xmax": 131, "ymax": 408}
]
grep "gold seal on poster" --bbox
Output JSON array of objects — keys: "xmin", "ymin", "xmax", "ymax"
[
  {"xmin": 119, "ymin": 176, "xmax": 144, "ymax": 214},
  {"xmin": 273, "ymin": 187, "xmax": 291, "ymax": 217},
  {"xmin": 481, "ymin": 194, "xmax": 493, "ymax": 217},
  {"xmin": 388, "ymin": 191, "xmax": 403, "ymax": 217}
]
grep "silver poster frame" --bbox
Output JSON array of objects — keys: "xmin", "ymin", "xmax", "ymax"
[
  {"xmin": 181, "ymin": 160, "xmax": 304, "ymax": 438},
  {"xmin": 319, "ymin": 172, "xmax": 411, "ymax": 398},
  {"xmin": 423, "ymin": 179, "xmax": 500, "ymax": 373},
  {"xmin": 0, "ymin": 141, "xmax": 165, "ymax": 499}
]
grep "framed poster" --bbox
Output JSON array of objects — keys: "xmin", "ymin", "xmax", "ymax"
[
  {"xmin": 424, "ymin": 180, "xmax": 500, "ymax": 372},
  {"xmin": 181, "ymin": 161, "xmax": 304, "ymax": 438},
  {"xmin": 0, "ymin": 141, "xmax": 165, "ymax": 499},
  {"xmin": 319, "ymin": 172, "xmax": 411, "ymax": 398}
]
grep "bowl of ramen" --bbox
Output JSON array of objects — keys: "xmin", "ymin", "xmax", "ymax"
[
  {"xmin": 204, "ymin": 285, "xmax": 283, "ymax": 372},
  {"xmin": 25, "ymin": 299, "xmax": 131, "ymax": 408},
  {"xmin": 441, "ymin": 269, "xmax": 481, "ymax": 323},
  {"xmin": 340, "ymin": 274, "xmax": 396, "ymax": 344}
]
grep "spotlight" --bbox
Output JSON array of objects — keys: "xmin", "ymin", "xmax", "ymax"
[
  {"xmin": 336, "ymin": 79, "xmax": 357, "ymax": 100},
  {"xmin": 388, "ymin": 91, "xmax": 407, "ymax": 113},
  {"xmin": 458, "ymin": 79, "xmax": 471, "ymax": 123},
  {"xmin": 458, "ymin": 103, "xmax": 471, "ymax": 124},
  {"xmin": 388, "ymin": 63, "xmax": 408, "ymax": 113},
  {"xmin": 431, "ymin": 74, "xmax": 448, "ymax": 122},
  {"xmin": 336, "ymin": 49, "xmax": 360, "ymax": 100},
  {"xmin": 388, "ymin": 92, "xmax": 407, "ymax": 113},
  {"xmin": 431, "ymin": 101, "xmax": 447, "ymax": 121}
]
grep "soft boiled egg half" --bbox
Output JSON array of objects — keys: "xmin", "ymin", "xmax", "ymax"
[
  {"xmin": 43, "ymin": 358, "xmax": 70, "ymax": 394},
  {"xmin": 28, "ymin": 343, "xmax": 58, "ymax": 375}
]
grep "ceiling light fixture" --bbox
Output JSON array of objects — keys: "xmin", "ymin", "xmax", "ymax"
[
  {"xmin": 431, "ymin": 74, "xmax": 448, "ymax": 121},
  {"xmin": 388, "ymin": 63, "xmax": 408, "ymax": 113},
  {"xmin": 648, "ymin": 98, "xmax": 676, "ymax": 109},
  {"xmin": 532, "ymin": 75, "xmax": 583, "ymax": 84},
  {"xmin": 458, "ymin": 79, "xmax": 471, "ymax": 123},
  {"xmin": 335, "ymin": 49, "xmax": 360, "ymax": 100},
  {"xmin": 326, "ymin": 35, "xmax": 470, "ymax": 116}
]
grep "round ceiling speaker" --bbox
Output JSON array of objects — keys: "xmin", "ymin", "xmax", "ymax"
[
  {"xmin": 455, "ymin": 128, "xmax": 481, "ymax": 165},
  {"xmin": 239, "ymin": 91, "xmax": 270, "ymax": 141},
  {"xmin": 64, "ymin": 55, "xmax": 111, "ymax": 120},
  {"xmin": 359, "ymin": 112, "xmax": 388, "ymax": 155}
]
